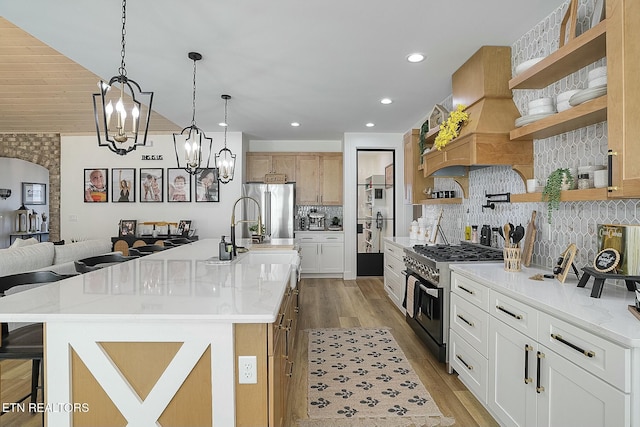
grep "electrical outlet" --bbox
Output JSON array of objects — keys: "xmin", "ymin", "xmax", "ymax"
[{"xmin": 238, "ymin": 355, "xmax": 257, "ymax": 384}]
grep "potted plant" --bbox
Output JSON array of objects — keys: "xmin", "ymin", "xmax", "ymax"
[{"xmin": 542, "ymin": 168, "xmax": 574, "ymax": 223}]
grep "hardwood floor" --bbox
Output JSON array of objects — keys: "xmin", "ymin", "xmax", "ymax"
[
  {"xmin": 0, "ymin": 276, "xmax": 498, "ymax": 427},
  {"xmin": 285, "ymin": 277, "xmax": 498, "ymax": 427}
]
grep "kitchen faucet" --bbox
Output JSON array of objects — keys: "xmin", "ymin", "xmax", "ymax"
[{"xmin": 230, "ymin": 196, "xmax": 263, "ymax": 256}]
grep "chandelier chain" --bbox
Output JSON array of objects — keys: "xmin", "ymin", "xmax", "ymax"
[
  {"xmin": 223, "ymin": 97, "xmax": 229, "ymax": 147},
  {"xmin": 119, "ymin": 0, "xmax": 127, "ymax": 77},
  {"xmin": 191, "ymin": 58, "xmax": 197, "ymax": 126}
]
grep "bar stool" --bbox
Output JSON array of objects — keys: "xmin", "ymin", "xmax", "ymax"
[
  {"xmin": 127, "ymin": 244, "xmax": 166, "ymax": 257},
  {"xmin": 0, "ymin": 271, "xmax": 77, "ymax": 417},
  {"xmin": 74, "ymin": 253, "xmax": 139, "ymax": 274}
]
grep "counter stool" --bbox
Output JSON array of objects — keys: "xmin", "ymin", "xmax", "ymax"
[
  {"xmin": 75, "ymin": 253, "xmax": 139, "ymax": 274},
  {"xmin": 0, "ymin": 271, "xmax": 77, "ymax": 420},
  {"xmin": 127, "ymin": 244, "xmax": 166, "ymax": 257},
  {"xmin": 113, "ymin": 239, "xmax": 130, "ymax": 256}
]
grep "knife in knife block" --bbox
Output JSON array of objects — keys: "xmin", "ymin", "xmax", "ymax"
[{"xmin": 522, "ymin": 210, "xmax": 537, "ymax": 267}]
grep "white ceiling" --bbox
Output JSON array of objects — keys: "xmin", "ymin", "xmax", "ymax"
[{"xmin": 0, "ymin": 0, "xmax": 562, "ymax": 141}]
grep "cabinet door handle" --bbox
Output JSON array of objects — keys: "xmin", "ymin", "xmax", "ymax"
[
  {"xmin": 455, "ymin": 354, "xmax": 473, "ymax": 371},
  {"xmin": 286, "ymin": 361, "xmax": 294, "ymax": 377},
  {"xmin": 496, "ymin": 305, "xmax": 523, "ymax": 320},
  {"xmin": 456, "ymin": 314, "xmax": 474, "ymax": 327},
  {"xmin": 387, "ymin": 264, "xmax": 394, "ymax": 270},
  {"xmin": 550, "ymin": 333, "xmax": 595, "ymax": 358},
  {"xmin": 536, "ymin": 351, "xmax": 545, "ymax": 393},
  {"xmin": 458, "ymin": 285, "xmax": 474, "ymax": 295},
  {"xmin": 524, "ymin": 344, "xmax": 533, "ymax": 384}
]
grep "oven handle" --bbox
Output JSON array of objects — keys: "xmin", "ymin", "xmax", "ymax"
[{"xmin": 419, "ymin": 284, "xmax": 440, "ymax": 298}]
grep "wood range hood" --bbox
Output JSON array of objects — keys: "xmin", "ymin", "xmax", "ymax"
[{"xmin": 423, "ymin": 46, "xmax": 533, "ymax": 183}]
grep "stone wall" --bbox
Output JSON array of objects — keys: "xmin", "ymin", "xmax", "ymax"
[{"xmin": 0, "ymin": 133, "xmax": 61, "ymax": 241}]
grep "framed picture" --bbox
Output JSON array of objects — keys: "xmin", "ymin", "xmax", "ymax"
[
  {"xmin": 119, "ymin": 219, "xmax": 137, "ymax": 237},
  {"xmin": 84, "ymin": 169, "xmax": 108, "ymax": 203},
  {"xmin": 167, "ymin": 168, "xmax": 192, "ymax": 202},
  {"xmin": 112, "ymin": 168, "xmax": 136, "ymax": 202},
  {"xmin": 140, "ymin": 168, "xmax": 163, "ymax": 202},
  {"xmin": 385, "ymin": 163, "xmax": 393, "ymax": 188},
  {"xmin": 195, "ymin": 168, "xmax": 219, "ymax": 202},
  {"xmin": 22, "ymin": 182, "xmax": 46, "ymax": 205},
  {"xmin": 178, "ymin": 220, "xmax": 192, "ymax": 237}
]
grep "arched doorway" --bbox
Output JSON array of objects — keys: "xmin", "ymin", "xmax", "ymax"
[{"xmin": 0, "ymin": 133, "xmax": 61, "ymax": 241}]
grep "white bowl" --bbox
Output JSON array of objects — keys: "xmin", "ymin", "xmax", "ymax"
[
  {"xmin": 556, "ymin": 89, "xmax": 581, "ymax": 103},
  {"xmin": 528, "ymin": 105, "xmax": 556, "ymax": 115},
  {"xmin": 588, "ymin": 66, "xmax": 607, "ymax": 81},
  {"xmin": 528, "ymin": 97, "xmax": 554, "ymax": 109},
  {"xmin": 557, "ymin": 100, "xmax": 572, "ymax": 112},
  {"xmin": 515, "ymin": 57, "xmax": 545, "ymax": 75},
  {"xmin": 588, "ymin": 76, "xmax": 607, "ymax": 88}
]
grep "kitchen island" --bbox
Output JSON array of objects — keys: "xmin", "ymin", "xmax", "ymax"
[{"xmin": 0, "ymin": 239, "xmax": 298, "ymax": 427}]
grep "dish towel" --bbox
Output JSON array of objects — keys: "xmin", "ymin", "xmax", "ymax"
[{"xmin": 406, "ymin": 275, "xmax": 418, "ymax": 318}]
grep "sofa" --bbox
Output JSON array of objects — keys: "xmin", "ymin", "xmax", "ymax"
[{"xmin": 0, "ymin": 238, "xmax": 114, "ymax": 277}]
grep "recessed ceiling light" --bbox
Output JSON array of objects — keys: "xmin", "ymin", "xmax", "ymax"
[
  {"xmin": 366, "ymin": 123, "xmax": 375, "ymax": 127},
  {"xmin": 290, "ymin": 122, "xmax": 300, "ymax": 127},
  {"xmin": 218, "ymin": 122, "xmax": 228, "ymax": 127},
  {"xmin": 380, "ymin": 98, "xmax": 392, "ymax": 105},
  {"xmin": 407, "ymin": 53, "xmax": 425, "ymax": 63}
]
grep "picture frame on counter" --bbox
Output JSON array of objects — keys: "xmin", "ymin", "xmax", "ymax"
[
  {"xmin": 119, "ymin": 219, "xmax": 137, "ymax": 238},
  {"xmin": 178, "ymin": 220, "xmax": 192, "ymax": 237},
  {"xmin": 167, "ymin": 168, "xmax": 192, "ymax": 203},
  {"xmin": 112, "ymin": 168, "xmax": 136, "ymax": 203},
  {"xmin": 140, "ymin": 168, "xmax": 163, "ymax": 202},
  {"xmin": 84, "ymin": 169, "xmax": 108, "ymax": 203},
  {"xmin": 22, "ymin": 182, "xmax": 46, "ymax": 205}
]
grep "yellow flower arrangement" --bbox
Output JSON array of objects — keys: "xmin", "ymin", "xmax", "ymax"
[{"xmin": 434, "ymin": 104, "xmax": 469, "ymax": 151}]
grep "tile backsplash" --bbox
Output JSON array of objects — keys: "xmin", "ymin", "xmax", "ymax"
[
  {"xmin": 421, "ymin": 0, "xmax": 640, "ymax": 277},
  {"xmin": 296, "ymin": 205, "xmax": 343, "ymax": 230}
]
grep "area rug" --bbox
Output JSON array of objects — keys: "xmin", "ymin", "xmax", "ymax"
[{"xmin": 299, "ymin": 328, "xmax": 455, "ymax": 427}]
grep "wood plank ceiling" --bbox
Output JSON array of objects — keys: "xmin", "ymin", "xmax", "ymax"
[{"xmin": 0, "ymin": 17, "xmax": 178, "ymax": 135}]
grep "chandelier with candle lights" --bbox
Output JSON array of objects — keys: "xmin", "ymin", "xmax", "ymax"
[{"xmin": 215, "ymin": 94, "xmax": 236, "ymax": 184}]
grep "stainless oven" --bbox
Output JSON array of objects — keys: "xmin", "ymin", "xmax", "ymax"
[{"xmin": 405, "ymin": 270, "xmax": 446, "ymax": 362}]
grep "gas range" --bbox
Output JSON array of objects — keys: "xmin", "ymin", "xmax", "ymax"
[{"xmin": 403, "ymin": 242, "xmax": 503, "ymax": 287}]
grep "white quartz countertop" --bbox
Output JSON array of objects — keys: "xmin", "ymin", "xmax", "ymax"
[
  {"xmin": 450, "ymin": 263, "xmax": 640, "ymax": 347},
  {"xmin": 384, "ymin": 236, "xmax": 420, "ymax": 249},
  {"xmin": 0, "ymin": 240, "xmax": 295, "ymax": 324}
]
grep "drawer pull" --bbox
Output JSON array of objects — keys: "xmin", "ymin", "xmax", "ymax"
[
  {"xmin": 524, "ymin": 344, "xmax": 533, "ymax": 384},
  {"xmin": 286, "ymin": 361, "xmax": 294, "ymax": 377},
  {"xmin": 456, "ymin": 314, "xmax": 474, "ymax": 327},
  {"xmin": 459, "ymin": 285, "xmax": 475, "ymax": 295},
  {"xmin": 550, "ymin": 333, "xmax": 595, "ymax": 358},
  {"xmin": 536, "ymin": 351, "xmax": 545, "ymax": 393},
  {"xmin": 387, "ymin": 264, "xmax": 394, "ymax": 269},
  {"xmin": 276, "ymin": 313, "xmax": 285, "ymax": 327},
  {"xmin": 455, "ymin": 354, "xmax": 473, "ymax": 371},
  {"xmin": 496, "ymin": 305, "xmax": 523, "ymax": 320}
]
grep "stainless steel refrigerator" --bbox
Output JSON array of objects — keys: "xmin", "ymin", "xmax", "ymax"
[{"xmin": 240, "ymin": 183, "xmax": 295, "ymax": 239}]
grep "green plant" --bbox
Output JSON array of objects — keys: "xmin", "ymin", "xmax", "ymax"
[
  {"xmin": 249, "ymin": 224, "xmax": 259, "ymax": 234},
  {"xmin": 542, "ymin": 168, "xmax": 574, "ymax": 224}
]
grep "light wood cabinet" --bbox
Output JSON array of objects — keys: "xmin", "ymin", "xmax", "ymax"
[
  {"xmin": 246, "ymin": 153, "xmax": 296, "ymax": 183},
  {"xmin": 295, "ymin": 153, "xmax": 343, "ymax": 205},
  {"xmin": 404, "ymin": 129, "xmax": 435, "ymax": 204},
  {"xmin": 235, "ymin": 276, "xmax": 300, "ymax": 427}
]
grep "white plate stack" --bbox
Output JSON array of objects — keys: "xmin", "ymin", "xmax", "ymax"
[
  {"xmin": 515, "ymin": 97, "xmax": 556, "ymax": 127},
  {"xmin": 569, "ymin": 66, "xmax": 607, "ymax": 106},
  {"xmin": 556, "ymin": 90, "xmax": 581, "ymax": 112}
]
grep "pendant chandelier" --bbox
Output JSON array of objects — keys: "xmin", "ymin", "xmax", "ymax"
[
  {"xmin": 215, "ymin": 94, "xmax": 236, "ymax": 184},
  {"xmin": 92, "ymin": 0, "xmax": 154, "ymax": 155},
  {"xmin": 173, "ymin": 52, "xmax": 213, "ymax": 175}
]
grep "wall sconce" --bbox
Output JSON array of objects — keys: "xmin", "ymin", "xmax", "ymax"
[{"xmin": 0, "ymin": 189, "xmax": 11, "ymax": 199}]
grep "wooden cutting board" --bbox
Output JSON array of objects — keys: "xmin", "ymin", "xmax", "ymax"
[{"xmin": 522, "ymin": 210, "xmax": 537, "ymax": 267}]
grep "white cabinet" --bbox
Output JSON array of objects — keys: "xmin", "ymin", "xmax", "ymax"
[
  {"xmin": 383, "ymin": 240, "xmax": 405, "ymax": 312},
  {"xmin": 450, "ymin": 271, "xmax": 633, "ymax": 427},
  {"xmin": 296, "ymin": 232, "xmax": 344, "ymax": 276}
]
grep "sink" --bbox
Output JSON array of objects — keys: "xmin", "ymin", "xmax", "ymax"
[{"xmin": 235, "ymin": 250, "xmax": 299, "ymax": 266}]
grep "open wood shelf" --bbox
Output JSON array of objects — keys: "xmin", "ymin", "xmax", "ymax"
[
  {"xmin": 510, "ymin": 95, "xmax": 607, "ymax": 141},
  {"xmin": 419, "ymin": 197, "xmax": 463, "ymax": 205},
  {"xmin": 509, "ymin": 20, "xmax": 607, "ymax": 90},
  {"xmin": 510, "ymin": 187, "xmax": 608, "ymax": 203}
]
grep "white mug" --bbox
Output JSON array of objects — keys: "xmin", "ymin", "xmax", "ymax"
[
  {"xmin": 593, "ymin": 169, "xmax": 608, "ymax": 188},
  {"xmin": 526, "ymin": 179, "xmax": 538, "ymax": 193}
]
